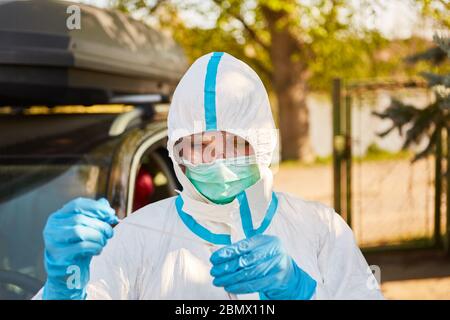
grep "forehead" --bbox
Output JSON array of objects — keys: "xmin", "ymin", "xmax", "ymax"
[{"xmin": 177, "ymin": 131, "xmax": 248, "ymax": 143}]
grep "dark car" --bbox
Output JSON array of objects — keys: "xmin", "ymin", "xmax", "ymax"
[
  {"xmin": 0, "ymin": 104, "xmax": 181, "ymax": 299},
  {"xmin": 0, "ymin": 0, "xmax": 187, "ymax": 299}
]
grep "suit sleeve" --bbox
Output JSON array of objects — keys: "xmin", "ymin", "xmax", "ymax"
[
  {"xmin": 32, "ymin": 222, "xmax": 143, "ymax": 300},
  {"xmin": 314, "ymin": 209, "xmax": 384, "ymax": 300}
]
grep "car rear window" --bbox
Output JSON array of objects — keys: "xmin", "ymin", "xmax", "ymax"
[{"xmin": 0, "ymin": 163, "xmax": 106, "ymax": 299}]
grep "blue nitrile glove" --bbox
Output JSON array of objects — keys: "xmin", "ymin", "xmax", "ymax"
[
  {"xmin": 42, "ymin": 197, "xmax": 118, "ymax": 300},
  {"xmin": 210, "ymin": 235, "xmax": 317, "ymax": 300}
]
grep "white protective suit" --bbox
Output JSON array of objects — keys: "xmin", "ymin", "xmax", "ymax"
[{"xmin": 34, "ymin": 52, "xmax": 383, "ymax": 300}]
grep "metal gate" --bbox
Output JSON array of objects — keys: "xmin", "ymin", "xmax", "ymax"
[{"xmin": 332, "ymin": 78, "xmax": 449, "ymax": 251}]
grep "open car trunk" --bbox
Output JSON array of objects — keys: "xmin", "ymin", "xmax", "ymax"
[{"xmin": 0, "ymin": 0, "xmax": 188, "ymax": 105}]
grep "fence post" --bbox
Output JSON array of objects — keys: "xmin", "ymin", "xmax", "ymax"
[
  {"xmin": 446, "ymin": 127, "xmax": 450, "ymax": 255},
  {"xmin": 434, "ymin": 127, "xmax": 443, "ymax": 248},
  {"xmin": 345, "ymin": 93, "xmax": 352, "ymax": 228},
  {"xmin": 332, "ymin": 78, "xmax": 342, "ymax": 215}
]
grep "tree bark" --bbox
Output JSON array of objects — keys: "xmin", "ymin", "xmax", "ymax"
[
  {"xmin": 262, "ymin": 5, "xmax": 315, "ymax": 162},
  {"xmin": 275, "ymin": 73, "xmax": 314, "ymax": 161}
]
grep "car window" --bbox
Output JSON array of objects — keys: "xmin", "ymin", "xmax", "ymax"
[
  {"xmin": 0, "ymin": 163, "xmax": 105, "ymax": 299},
  {"xmin": 131, "ymin": 149, "xmax": 178, "ymax": 212}
]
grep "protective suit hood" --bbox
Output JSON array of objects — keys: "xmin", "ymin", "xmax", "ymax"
[{"xmin": 167, "ymin": 52, "xmax": 278, "ymax": 233}]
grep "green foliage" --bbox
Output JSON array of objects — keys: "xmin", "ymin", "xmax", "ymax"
[
  {"xmin": 417, "ymin": 0, "xmax": 450, "ymax": 29},
  {"xmin": 407, "ymin": 46, "xmax": 447, "ymax": 65},
  {"xmin": 107, "ymin": 0, "xmax": 439, "ymax": 92},
  {"xmin": 106, "ymin": 0, "xmax": 449, "ymax": 160},
  {"xmin": 359, "ymin": 143, "xmax": 412, "ymax": 162},
  {"xmin": 374, "ymin": 35, "xmax": 450, "ymax": 162}
]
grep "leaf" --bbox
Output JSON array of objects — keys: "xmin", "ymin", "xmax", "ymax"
[
  {"xmin": 412, "ymin": 126, "xmax": 439, "ymax": 162},
  {"xmin": 434, "ymin": 34, "xmax": 450, "ymax": 58},
  {"xmin": 405, "ymin": 46, "xmax": 447, "ymax": 65},
  {"xmin": 420, "ymin": 72, "xmax": 449, "ymax": 87},
  {"xmin": 373, "ymin": 99, "xmax": 420, "ymax": 137}
]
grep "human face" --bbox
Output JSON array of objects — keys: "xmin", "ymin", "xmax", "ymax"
[{"xmin": 173, "ymin": 131, "xmax": 255, "ymax": 170}]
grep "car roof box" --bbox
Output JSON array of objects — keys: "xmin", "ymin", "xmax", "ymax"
[{"xmin": 0, "ymin": 0, "xmax": 188, "ymax": 105}]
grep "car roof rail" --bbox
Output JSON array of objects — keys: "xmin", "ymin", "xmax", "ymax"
[
  {"xmin": 110, "ymin": 94, "xmax": 169, "ymax": 105},
  {"xmin": 108, "ymin": 94, "xmax": 170, "ymax": 136}
]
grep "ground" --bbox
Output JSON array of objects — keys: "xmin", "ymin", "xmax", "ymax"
[
  {"xmin": 365, "ymin": 249, "xmax": 450, "ymax": 299},
  {"xmin": 273, "ymin": 159, "xmax": 450, "ymax": 299}
]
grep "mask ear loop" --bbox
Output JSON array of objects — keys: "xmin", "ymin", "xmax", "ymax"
[{"xmin": 178, "ymin": 158, "xmax": 196, "ymax": 168}]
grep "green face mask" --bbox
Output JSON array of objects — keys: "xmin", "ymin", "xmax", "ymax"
[{"xmin": 184, "ymin": 156, "xmax": 260, "ymax": 204}]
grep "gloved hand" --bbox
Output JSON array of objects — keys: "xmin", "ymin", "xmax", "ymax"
[
  {"xmin": 210, "ymin": 235, "xmax": 317, "ymax": 300},
  {"xmin": 42, "ymin": 197, "xmax": 118, "ymax": 300}
]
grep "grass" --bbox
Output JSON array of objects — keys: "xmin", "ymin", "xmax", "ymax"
[
  {"xmin": 355, "ymin": 144, "xmax": 413, "ymax": 162},
  {"xmin": 361, "ymin": 236, "xmax": 438, "ymax": 254}
]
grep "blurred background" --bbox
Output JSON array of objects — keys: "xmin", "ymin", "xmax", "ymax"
[{"xmin": 0, "ymin": 0, "xmax": 449, "ymax": 299}]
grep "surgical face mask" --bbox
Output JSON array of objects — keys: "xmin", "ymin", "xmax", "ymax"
[{"xmin": 183, "ymin": 156, "xmax": 260, "ymax": 204}]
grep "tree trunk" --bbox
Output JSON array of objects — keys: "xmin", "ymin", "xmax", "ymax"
[
  {"xmin": 275, "ymin": 76, "xmax": 314, "ymax": 162},
  {"xmin": 262, "ymin": 5, "xmax": 314, "ymax": 162}
]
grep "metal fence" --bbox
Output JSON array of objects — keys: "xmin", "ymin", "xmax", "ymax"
[{"xmin": 332, "ymin": 78, "xmax": 449, "ymax": 252}]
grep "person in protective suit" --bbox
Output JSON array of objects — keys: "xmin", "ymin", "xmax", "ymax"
[{"xmin": 34, "ymin": 52, "xmax": 384, "ymax": 300}]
